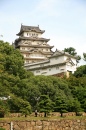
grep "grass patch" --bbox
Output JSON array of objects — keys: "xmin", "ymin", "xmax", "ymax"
[{"xmin": 0, "ymin": 115, "xmax": 86, "ymax": 121}]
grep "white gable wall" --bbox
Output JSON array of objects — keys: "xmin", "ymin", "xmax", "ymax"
[
  {"xmin": 66, "ymin": 62, "xmax": 76, "ymax": 73},
  {"xmin": 32, "ymin": 64, "xmax": 66, "ymax": 76},
  {"xmin": 50, "ymin": 55, "xmax": 65, "ymax": 65},
  {"xmin": 25, "ymin": 53, "xmax": 77, "ymax": 76}
]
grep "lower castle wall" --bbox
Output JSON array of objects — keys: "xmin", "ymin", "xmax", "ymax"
[{"xmin": 0, "ymin": 119, "xmax": 86, "ymax": 130}]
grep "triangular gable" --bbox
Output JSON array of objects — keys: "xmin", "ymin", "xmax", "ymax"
[
  {"xmin": 66, "ymin": 58, "xmax": 75, "ymax": 66},
  {"xmin": 29, "ymin": 48, "xmax": 49, "ymax": 55},
  {"xmin": 29, "ymin": 52, "xmax": 46, "ymax": 59},
  {"xmin": 30, "ymin": 48, "xmax": 39, "ymax": 52}
]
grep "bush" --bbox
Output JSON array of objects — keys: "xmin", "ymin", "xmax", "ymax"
[{"xmin": 0, "ymin": 128, "xmax": 6, "ymax": 130}]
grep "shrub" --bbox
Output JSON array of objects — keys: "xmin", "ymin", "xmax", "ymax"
[{"xmin": 0, "ymin": 128, "xmax": 6, "ymax": 130}]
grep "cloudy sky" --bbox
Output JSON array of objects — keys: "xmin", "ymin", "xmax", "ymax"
[{"xmin": 0, "ymin": 0, "xmax": 86, "ymax": 64}]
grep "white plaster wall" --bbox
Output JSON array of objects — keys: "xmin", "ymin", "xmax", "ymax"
[
  {"xmin": 20, "ymin": 47, "xmax": 33, "ymax": 51},
  {"xmin": 24, "ymin": 52, "xmax": 77, "ymax": 75},
  {"xmin": 32, "ymin": 65, "xmax": 66, "ymax": 76},
  {"xmin": 32, "ymin": 41, "xmax": 43, "ymax": 45},
  {"xmin": 71, "ymin": 57, "xmax": 76, "ymax": 65},
  {"xmin": 22, "ymin": 54, "xmax": 26, "ymax": 58},
  {"xmin": 20, "ymin": 46, "xmax": 28, "ymax": 51},
  {"xmin": 29, "ymin": 53, "xmax": 46, "ymax": 59},
  {"xmin": 64, "ymin": 55, "xmax": 68, "ymax": 61},
  {"xmin": 64, "ymin": 55, "xmax": 76, "ymax": 65},
  {"xmin": 26, "ymin": 56, "xmax": 65, "ymax": 70},
  {"xmin": 23, "ymin": 32, "xmax": 42, "ymax": 37},
  {"xmin": 66, "ymin": 64, "xmax": 76, "ymax": 73},
  {"xmin": 50, "ymin": 56, "xmax": 65, "ymax": 65}
]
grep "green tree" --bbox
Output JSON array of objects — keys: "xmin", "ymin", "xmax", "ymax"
[
  {"xmin": 54, "ymin": 96, "xmax": 68, "ymax": 117},
  {"xmin": 64, "ymin": 47, "xmax": 77, "ymax": 56},
  {"xmin": 67, "ymin": 99, "xmax": 82, "ymax": 115},
  {"xmin": 74, "ymin": 65, "xmax": 86, "ymax": 77},
  {"xmin": 73, "ymin": 99, "xmax": 82, "ymax": 116},
  {"xmin": 83, "ymin": 53, "xmax": 86, "ymax": 61},
  {"xmin": 8, "ymin": 95, "xmax": 31, "ymax": 116},
  {"xmin": 63, "ymin": 47, "xmax": 81, "ymax": 63},
  {"xmin": 38, "ymin": 95, "xmax": 54, "ymax": 117},
  {"xmin": 0, "ymin": 40, "xmax": 27, "ymax": 78},
  {"xmin": 0, "ymin": 100, "xmax": 9, "ymax": 117},
  {"xmin": 0, "ymin": 128, "xmax": 6, "ymax": 130},
  {"xmin": 19, "ymin": 100, "xmax": 32, "ymax": 117}
]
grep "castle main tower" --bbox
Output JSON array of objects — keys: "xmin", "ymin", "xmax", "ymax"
[{"xmin": 13, "ymin": 24, "xmax": 54, "ymax": 64}]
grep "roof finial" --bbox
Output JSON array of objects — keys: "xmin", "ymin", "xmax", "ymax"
[
  {"xmin": 21, "ymin": 23, "xmax": 23, "ymax": 29},
  {"xmin": 55, "ymin": 48, "xmax": 57, "ymax": 52}
]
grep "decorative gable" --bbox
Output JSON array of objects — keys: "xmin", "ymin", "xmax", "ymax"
[
  {"xmin": 28, "ymin": 48, "xmax": 46, "ymax": 59},
  {"xmin": 66, "ymin": 58, "xmax": 75, "ymax": 66}
]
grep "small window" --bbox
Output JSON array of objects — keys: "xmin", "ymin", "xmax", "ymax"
[
  {"xmin": 32, "ymin": 61, "xmax": 35, "ymax": 63},
  {"xmin": 26, "ymin": 54, "xmax": 29, "ymax": 57},
  {"xmin": 27, "ymin": 33, "xmax": 28, "ymax": 36},
  {"xmin": 56, "ymin": 66, "xmax": 59, "ymax": 69},
  {"xmin": 26, "ymin": 60, "xmax": 29, "ymax": 63},
  {"xmin": 43, "ymin": 43, "xmax": 46, "ymax": 45},
  {"xmin": 49, "ymin": 68, "xmax": 51, "ymax": 71},
  {"xmin": 22, "ymin": 47, "xmax": 25, "ymax": 50},
  {"xmin": 46, "ymin": 49, "xmax": 48, "ymax": 51},
  {"xmin": 40, "ymin": 64, "xmax": 44, "ymax": 67},
  {"xmin": 60, "ymin": 69, "xmax": 64, "ymax": 70},
  {"xmin": 55, "ymin": 57, "xmax": 58, "ymax": 60},
  {"xmin": 36, "ymin": 70, "xmax": 40, "ymax": 73},
  {"xmin": 28, "ymin": 42, "xmax": 31, "ymax": 45}
]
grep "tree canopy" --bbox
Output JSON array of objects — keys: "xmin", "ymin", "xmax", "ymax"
[
  {"xmin": 63, "ymin": 47, "xmax": 81, "ymax": 63},
  {"xmin": 0, "ymin": 40, "xmax": 86, "ymax": 117},
  {"xmin": 83, "ymin": 53, "xmax": 86, "ymax": 61}
]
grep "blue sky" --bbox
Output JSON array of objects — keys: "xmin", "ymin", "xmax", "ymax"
[{"xmin": 0, "ymin": 0, "xmax": 86, "ymax": 64}]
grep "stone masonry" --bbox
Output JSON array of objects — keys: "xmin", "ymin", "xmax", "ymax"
[{"xmin": 0, "ymin": 119, "xmax": 86, "ymax": 130}]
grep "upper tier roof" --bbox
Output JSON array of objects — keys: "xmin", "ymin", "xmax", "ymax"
[
  {"xmin": 17, "ymin": 25, "xmax": 45, "ymax": 35},
  {"xmin": 15, "ymin": 36, "xmax": 50, "ymax": 42}
]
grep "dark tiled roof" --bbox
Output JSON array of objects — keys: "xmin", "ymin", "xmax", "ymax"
[
  {"xmin": 17, "ymin": 25, "xmax": 45, "ymax": 35},
  {"xmin": 15, "ymin": 36, "xmax": 50, "ymax": 42},
  {"xmin": 52, "ymin": 49, "xmax": 77, "ymax": 59},
  {"xmin": 18, "ymin": 44, "xmax": 54, "ymax": 49}
]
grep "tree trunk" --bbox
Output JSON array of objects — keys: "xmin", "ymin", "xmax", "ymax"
[
  {"xmin": 44, "ymin": 112, "xmax": 47, "ymax": 117},
  {"xmin": 61, "ymin": 112, "xmax": 63, "ymax": 117}
]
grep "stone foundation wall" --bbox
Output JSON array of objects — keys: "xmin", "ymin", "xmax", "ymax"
[
  {"xmin": 0, "ymin": 119, "xmax": 86, "ymax": 130},
  {"xmin": 5, "ymin": 112, "xmax": 86, "ymax": 118}
]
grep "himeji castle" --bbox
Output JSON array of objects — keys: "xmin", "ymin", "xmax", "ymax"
[{"xmin": 13, "ymin": 24, "xmax": 77, "ymax": 77}]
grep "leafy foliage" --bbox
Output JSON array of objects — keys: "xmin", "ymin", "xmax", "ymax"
[
  {"xmin": 83, "ymin": 53, "xmax": 86, "ymax": 61},
  {"xmin": 38, "ymin": 95, "xmax": 54, "ymax": 117},
  {"xmin": 74, "ymin": 65, "xmax": 86, "ymax": 77},
  {"xmin": 0, "ymin": 100, "xmax": 9, "ymax": 117},
  {"xmin": 0, "ymin": 40, "xmax": 86, "ymax": 117},
  {"xmin": 63, "ymin": 47, "xmax": 81, "ymax": 63},
  {"xmin": 64, "ymin": 47, "xmax": 77, "ymax": 56},
  {"xmin": 0, "ymin": 128, "xmax": 6, "ymax": 130}
]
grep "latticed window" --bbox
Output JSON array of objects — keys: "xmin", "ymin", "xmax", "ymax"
[
  {"xmin": 36, "ymin": 70, "xmax": 40, "ymax": 73},
  {"xmin": 22, "ymin": 47, "xmax": 25, "ymax": 50}
]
